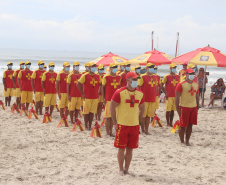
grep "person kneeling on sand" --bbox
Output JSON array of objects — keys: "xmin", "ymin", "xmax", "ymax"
[{"xmin": 110, "ymin": 72, "xmax": 145, "ymax": 176}]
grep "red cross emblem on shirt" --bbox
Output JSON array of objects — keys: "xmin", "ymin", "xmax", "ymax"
[
  {"xmin": 188, "ymin": 86, "xmax": 196, "ymax": 96},
  {"xmin": 125, "ymin": 95, "xmax": 139, "ymax": 107}
]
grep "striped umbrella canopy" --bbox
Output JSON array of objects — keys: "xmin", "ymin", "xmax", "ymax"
[
  {"xmin": 129, "ymin": 49, "xmax": 174, "ymax": 66},
  {"xmin": 173, "ymin": 46, "xmax": 226, "ymax": 67},
  {"xmin": 89, "ymin": 52, "xmax": 128, "ymax": 66}
]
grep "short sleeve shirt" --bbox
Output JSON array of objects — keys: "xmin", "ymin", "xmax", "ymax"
[
  {"xmin": 42, "ymin": 71, "xmax": 57, "ymax": 94},
  {"xmin": 176, "ymin": 81, "xmax": 199, "ymax": 108},
  {"xmin": 67, "ymin": 73, "xmax": 82, "ymax": 97},
  {"xmin": 18, "ymin": 70, "xmax": 33, "ymax": 91},
  {"xmin": 112, "ymin": 87, "xmax": 144, "ymax": 126},
  {"xmin": 13, "ymin": 69, "xmax": 21, "ymax": 88},
  {"xmin": 56, "ymin": 71, "xmax": 70, "ymax": 93},
  {"xmin": 162, "ymin": 73, "xmax": 180, "ymax": 97},
  {"xmin": 31, "ymin": 69, "xmax": 45, "ymax": 92},
  {"xmin": 3, "ymin": 69, "xmax": 14, "ymax": 88}
]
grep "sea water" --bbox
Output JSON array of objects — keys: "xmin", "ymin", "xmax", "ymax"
[{"xmin": 0, "ymin": 48, "xmax": 225, "ymax": 86}]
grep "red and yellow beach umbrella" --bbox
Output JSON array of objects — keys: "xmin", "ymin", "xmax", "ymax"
[
  {"xmin": 173, "ymin": 46, "xmax": 226, "ymax": 67},
  {"xmin": 89, "ymin": 52, "xmax": 128, "ymax": 66},
  {"xmin": 129, "ymin": 49, "xmax": 174, "ymax": 66}
]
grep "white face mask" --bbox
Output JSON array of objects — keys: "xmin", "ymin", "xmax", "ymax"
[{"xmin": 131, "ymin": 81, "xmax": 138, "ymax": 88}]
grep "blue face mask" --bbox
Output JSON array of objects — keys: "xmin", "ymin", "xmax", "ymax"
[
  {"xmin": 8, "ymin": 65, "xmax": 12, "ymax": 69},
  {"xmin": 91, "ymin": 67, "xmax": 96, "ymax": 73},
  {"xmin": 126, "ymin": 67, "xmax": 131, "ymax": 71},
  {"xmin": 121, "ymin": 66, "xmax": 125, "ymax": 70},
  {"xmin": 99, "ymin": 69, "xmax": 104, "ymax": 74},
  {"xmin": 136, "ymin": 69, "xmax": 140, "ymax": 73},
  {"xmin": 65, "ymin": 67, "xmax": 70, "ymax": 71},
  {"xmin": 40, "ymin": 64, "xmax": 44, "ymax": 69},
  {"xmin": 20, "ymin": 65, "xmax": 25, "ymax": 69},
  {"xmin": 131, "ymin": 80, "xmax": 138, "ymax": 88},
  {"xmin": 148, "ymin": 68, "xmax": 155, "ymax": 73},
  {"xmin": 172, "ymin": 68, "xmax": 177, "ymax": 73},
  {"xmin": 74, "ymin": 66, "xmax": 79, "ymax": 71},
  {"xmin": 49, "ymin": 66, "xmax": 55, "ymax": 71},
  {"xmin": 26, "ymin": 65, "xmax": 31, "ymax": 69},
  {"xmin": 112, "ymin": 68, "xmax": 117, "ymax": 74},
  {"xmin": 188, "ymin": 75, "xmax": 195, "ymax": 81}
]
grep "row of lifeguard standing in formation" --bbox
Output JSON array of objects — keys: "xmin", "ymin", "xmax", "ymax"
[{"xmin": 2, "ymin": 60, "xmax": 196, "ymax": 135}]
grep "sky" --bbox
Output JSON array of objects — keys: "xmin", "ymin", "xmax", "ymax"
[{"xmin": 0, "ymin": 0, "xmax": 226, "ymax": 55}]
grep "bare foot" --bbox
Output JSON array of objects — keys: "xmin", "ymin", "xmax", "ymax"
[
  {"xmin": 106, "ymin": 134, "xmax": 110, "ymax": 138},
  {"xmin": 110, "ymin": 133, "xmax": 115, "ymax": 137},
  {"xmin": 88, "ymin": 127, "xmax": 92, "ymax": 130},
  {"xmin": 186, "ymin": 141, "xmax": 191, "ymax": 146},
  {"xmin": 169, "ymin": 123, "xmax": 173, "ymax": 127},
  {"xmin": 85, "ymin": 127, "xmax": 89, "ymax": 131},
  {"xmin": 145, "ymin": 132, "xmax": 151, "ymax": 135},
  {"xmin": 124, "ymin": 170, "xmax": 135, "ymax": 177},
  {"xmin": 167, "ymin": 124, "xmax": 170, "ymax": 127},
  {"xmin": 119, "ymin": 170, "xmax": 124, "ymax": 176}
]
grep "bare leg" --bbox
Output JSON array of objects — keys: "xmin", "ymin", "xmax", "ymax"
[
  {"xmin": 69, "ymin": 110, "xmax": 74, "ymax": 124},
  {"xmin": 117, "ymin": 148, "xmax": 125, "ymax": 175},
  {"xmin": 60, "ymin": 108, "xmax": 64, "ymax": 118},
  {"xmin": 45, "ymin": 106, "xmax": 49, "ymax": 113},
  {"xmin": 98, "ymin": 102, "xmax": 103, "ymax": 121},
  {"xmin": 105, "ymin": 118, "xmax": 111, "ymax": 136},
  {"xmin": 65, "ymin": 107, "xmax": 69, "ymax": 117},
  {"xmin": 39, "ymin": 101, "xmax": 43, "ymax": 115},
  {"xmin": 145, "ymin": 116, "xmax": 151, "ymax": 135},
  {"xmin": 74, "ymin": 109, "xmax": 79, "ymax": 120},
  {"xmin": 89, "ymin": 113, "xmax": 94, "ymax": 130},
  {"xmin": 109, "ymin": 118, "xmax": 115, "ymax": 137},
  {"xmin": 50, "ymin": 105, "xmax": 54, "ymax": 116},
  {"xmin": 5, "ymin": 97, "xmax": 8, "ymax": 106},
  {"xmin": 179, "ymin": 127, "xmax": 186, "ymax": 144},
  {"xmin": 166, "ymin": 111, "xmax": 170, "ymax": 126},
  {"xmin": 84, "ymin": 114, "xmax": 89, "ymax": 130},
  {"xmin": 202, "ymin": 93, "xmax": 205, "ymax": 106},
  {"xmin": 35, "ymin": 101, "xmax": 40, "ymax": 114},
  {"xmin": 185, "ymin": 123, "xmax": 193, "ymax": 146},
  {"xmin": 141, "ymin": 118, "xmax": 145, "ymax": 133},
  {"xmin": 124, "ymin": 147, "xmax": 133, "ymax": 175},
  {"xmin": 169, "ymin": 110, "xmax": 174, "ymax": 126},
  {"xmin": 16, "ymin": 97, "xmax": 21, "ymax": 109},
  {"xmin": 8, "ymin": 96, "xmax": 11, "ymax": 106},
  {"xmin": 25, "ymin": 103, "xmax": 29, "ymax": 110}
]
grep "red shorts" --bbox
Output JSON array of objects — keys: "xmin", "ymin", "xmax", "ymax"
[
  {"xmin": 114, "ymin": 125, "xmax": 139, "ymax": 149},
  {"xmin": 179, "ymin": 106, "xmax": 198, "ymax": 127}
]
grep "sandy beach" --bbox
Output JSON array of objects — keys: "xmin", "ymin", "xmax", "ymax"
[{"xmin": 0, "ymin": 84, "xmax": 226, "ymax": 185}]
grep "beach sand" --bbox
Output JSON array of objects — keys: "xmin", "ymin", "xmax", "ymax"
[{"xmin": 0, "ymin": 84, "xmax": 226, "ymax": 185}]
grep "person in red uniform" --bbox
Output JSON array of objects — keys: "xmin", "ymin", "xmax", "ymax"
[
  {"xmin": 17, "ymin": 61, "xmax": 33, "ymax": 110},
  {"xmin": 161, "ymin": 63, "xmax": 180, "ymax": 126},
  {"xmin": 102, "ymin": 63, "xmax": 121, "ymax": 137},
  {"xmin": 154, "ymin": 66, "xmax": 161, "ymax": 110},
  {"xmin": 175, "ymin": 68, "xmax": 199, "ymax": 146},
  {"xmin": 31, "ymin": 60, "xmax": 46, "ymax": 115},
  {"xmin": 41, "ymin": 62, "xmax": 57, "ymax": 116},
  {"xmin": 56, "ymin": 62, "xmax": 71, "ymax": 118},
  {"xmin": 12, "ymin": 61, "xmax": 25, "ymax": 108},
  {"xmin": 138, "ymin": 63, "xmax": 157, "ymax": 135},
  {"xmin": 67, "ymin": 61, "xmax": 82, "ymax": 124},
  {"xmin": 77, "ymin": 62, "xmax": 102, "ymax": 130},
  {"xmin": 96, "ymin": 64, "xmax": 106, "ymax": 121},
  {"xmin": 120, "ymin": 61, "xmax": 131, "ymax": 87},
  {"xmin": 117, "ymin": 62, "xmax": 125, "ymax": 75},
  {"xmin": 135, "ymin": 65, "xmax": 141, "ymax": 77},
  {"xmin": 3, "ymin": 62, "xmax": 14, "ymax": 106},
  {"xmin": 111, "ymin": 72, "xmax": 145, "ymax": 176}
]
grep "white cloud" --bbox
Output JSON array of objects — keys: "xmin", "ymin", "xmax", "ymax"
[{"xmin": 0, "ymin": 13, "xmax": 226, "ymax": 54}]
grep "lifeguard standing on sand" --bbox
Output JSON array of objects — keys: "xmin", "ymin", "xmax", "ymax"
[
  {"xmin": 175, "ymin": 68, "xmax": 199, "ymax": 146},
  {"xmin": 179, "ymin": 64, "xmax": 187, "ymax": 82},
  {"xmin": 154, "ymin": 66, "xmax": 161, "ymax": 110},
  {"xmin": 17, "ymin": 61, "xmax": 33, "ymax": 110},
  {"xmin": 3, "ymin": 62, "xmax": 14, "ymax": 106},
  {"xmin": 161, "ymin": 63, "xmax": 180, "ymax": 126},
  {"xmin": 120, "ymin": 61, "xmax": 131, "ymax": 87},
  {"xmin": 31, "ymin": 60, "xmax": 46, "ymax": 115},
  {"xmin": 111, "ymin": 72, "xmax": 145, "ymax": 176},
  {"xmin": 102, "ymin": 63, "xmax": 121, "ymax": 137},
  {"xmin": 138, "ymin": 63, "xmax": 157, "ymax": 135},
  {"xmin": 67, "ymin": 62, "xmax": 82, "ymax": 124},
  {"xmin": 41, "ymin": 62, "xmax": 57, "ymax": 116},
  {"xmin": 13, "ymin": 61, "xmax": 25, "ymax": 108},
  {"xmin": 77, "ymin": 62, "xmax": 102, "ymax": 130}
]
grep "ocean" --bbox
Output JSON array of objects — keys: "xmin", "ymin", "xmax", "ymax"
[{"xmin": 0, "ymin": 48, "xmax": 225, "ymax": 86}]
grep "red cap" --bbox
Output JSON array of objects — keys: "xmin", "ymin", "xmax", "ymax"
[
  {"xmin": 186, "ymin": 68, "xmax": 195, "ymax": 74},
  {"xmin": 126, "ymin": 72, "xmax": 139, "ymax": 79}
]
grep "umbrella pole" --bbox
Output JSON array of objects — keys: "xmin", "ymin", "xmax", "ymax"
[{"xmin": 201, "ymin": 66, "xmax": 207, "ymax": 107}]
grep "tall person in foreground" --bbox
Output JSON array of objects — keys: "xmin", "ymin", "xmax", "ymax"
[
  {"xmin": 77, "ymin": 62, "xmax": 102, "ymax": 130},
  {"xmin": 175, "ymin": 69, "xmax": 199, "ymax": 146},
  {"xmin": 110, "ymin": 72, "xmax": 145, "ymax": 176}
]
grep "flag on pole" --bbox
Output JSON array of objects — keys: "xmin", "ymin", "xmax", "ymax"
[
  {"xmin": 151, "ymin": 114, "xmax": 163, "ymax": 127},
  {"xmin": 28, "ymin": 107, "xmax": 39, "ymax": 119},
  {"xmin": 90, "ymin": 121, "xmax": 102, "ymax": 138},
  {"xmin": 42, "ymin": 111, "xmax": 52, "ymax": 123},
  {"xmin": 11, "ymin": 103, "xmax": 20, "ymax": 113},
  {"xmin": 20, "ymin": 105, "xmax": 28, "ymax": 116},
  {"xmin": 57, "ymin": 114, "xmax": 69, "ymax": 128},
  {"xmin": 170, "ymin": 120, "xmax": 180, "ymax": 133},
  {"xmin": 72, "ymin": 118, "xmax": 84, "ymax": 132},
  {"xmin": 0, "ymin": 100, "xmax": 5, "ymax": 110}
]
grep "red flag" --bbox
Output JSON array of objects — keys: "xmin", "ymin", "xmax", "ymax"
[
  {"xmin": 100, "ymin": 117, "xmax": 106, "ymax": 127},
  {"xmin": 55, "ymin": 104, "xmax": 60, "ymax": 112},
  {"xmin": 90, "ymin": 121, "xmax": 102, "ymax": 138},
  {"xmin": 11, "ymin": 103, "xmax": 19, "ymax": 113},
  {"xmin": 72, "ymin": 118, "xmax": 84, "ymax": 132},
  {"xmin": 28, "ymin": 107, "xmax": 39, "ymax": 119},
  {"xmin": 151, "ymin": 114, "xmax": 163, "ymax": 127},
  {"xmin": 0, "ymin": 100, "xmax": 5, "ymax": 110},
  {"xmin": 170, "ymin": 120, "xmax": 180, "ymax": 133},
  {"xmin": 20, "ymin": 105, "xmax": 28, "ymax": 116},
  {"xmin": 42, "ymin": 111, "xmax": 52, "ymax": 123},
  {"xmin": 57, "ymin": 114, "xmax": 69, "ymax": 128}
]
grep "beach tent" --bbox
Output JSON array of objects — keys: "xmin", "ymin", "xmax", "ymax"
[
  {"xmin": 89, "ymin": 52, "xmax": 128, "ymax": 66},
  {"xmin": 129, "ymin": 49, "xmax": 174, "ymax": 66}
]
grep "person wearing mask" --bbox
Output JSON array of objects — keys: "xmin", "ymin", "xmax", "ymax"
[
  {"xmin": 17, "ymin": 61, "xmax": 33, "ymax": 110},
  {"xmin": 102, "ymin": 63, "xmax": 121, "ymax": 137},
  {"xmin": 120, "ymin": 61, "xmax": 131, "ymax": 87},
  {"xmin": 3, "ymin": 62, "xmax": 14, "ymax": 106},
  {"xmin": 41, "ymin": 62, "xmax": 57, "ymax": 116},
  {"xmin": 12, "ymin": 61, "xmax": 25, "ymax": 108},
  {"xmin": 154, "ymin": 66, "xmax": 161, "ymax": 110},
  {"xmin": 31, "ymin": 60, "xmax": 45, "ymax": 115},
  {"xmin": 179, "ymin": 64, "xmax": 187, "ymax": 82},
  {"xmin": 135, "ymin": 65, "xmax": 141, "ymax": 77}
]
